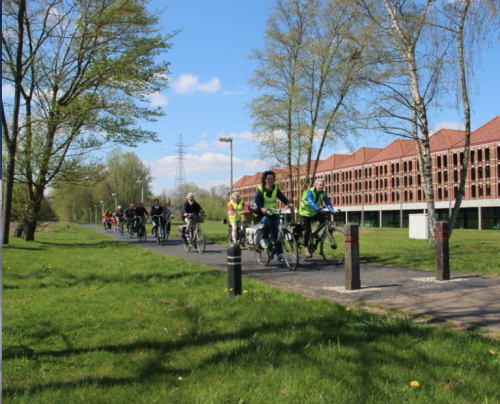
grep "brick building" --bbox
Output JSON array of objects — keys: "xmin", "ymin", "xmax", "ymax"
[{"xmin": 233, "ymin": 116, "xmax": 500, "ymax": 230}]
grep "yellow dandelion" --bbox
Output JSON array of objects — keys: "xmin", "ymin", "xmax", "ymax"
[
  {"xmin": 243, "ymin": 290, "xmax": 248, "ymax": 294},
  {"xmin": 7, "ymin": 267, "xmax": 11, "ymax": 270},
  {"xmin": 312, "ymin": 307, "xmax": 316, "ymax": 311},
  {"xmin": 257, "ymin": 297, "xmax": 262, "ymax": 301},
  {"xmin": 48, "ymin": 264, "xmax": 52, "ymax": 268},
  {"xmin": 410, "ymin": 381, "xmax": 420, "ymax": 387},
  {"xmin": 346, "ymin": 307, "xmax": 351, "ymax": 311},
  {"xmin": 224, "ymin": 288, "xmax": 229, "ymax": 292},
  {"xmin": 177, "ymin": 376, "xmax": 183, "ymax": 381},
  {"xmin": 489, "ymin": 350, "xmax": 496, "ymax": 356}
]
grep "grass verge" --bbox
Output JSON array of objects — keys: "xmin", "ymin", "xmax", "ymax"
[{"xmin": 3, "ymin": 223, "xmax": 499, "ymax": 403}]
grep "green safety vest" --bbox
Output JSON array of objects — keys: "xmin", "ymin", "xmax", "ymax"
[
  {"xmin": 228, "ymin": 200, "xmax": 244, "ymax": 222},
  {"xmin": 257, "ymin": 185, "xmax": 278, "ymax": 215},
  {"xmin": 299, "ymin": 187, "xmax": 325, "ymax": 217}
]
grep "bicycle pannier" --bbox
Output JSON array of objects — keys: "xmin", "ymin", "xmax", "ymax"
[
  {"xmin": 177, "ymin": 225, "xmax": 187, "ymax": 239},
  {"xmin": 246, "ymin": 224, "xmax": 264, "ymax": 245}
]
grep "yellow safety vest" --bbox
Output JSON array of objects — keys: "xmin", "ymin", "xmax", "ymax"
[
  {"xmin": 258, "ymin": 185, "xmax": 278, "ymax": 215},
  {"xmin": 299, "ymin": 187, "xmax": 325, "ymax": 217},
  {"xmin": 228, "ymin": 200, "xmax": 244, "ymax": 222}
]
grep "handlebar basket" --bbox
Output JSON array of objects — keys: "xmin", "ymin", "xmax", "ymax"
[
  {"xmin": 139, "ymin": 216, "xmax": 147, "ymax": 224},
  {"xmin": 240, "ymin": 211, "xmax": 254, "ymax": 222},
  {"xmin": 196, "ymin": 214, "xmax": 205, "ymax": 223}
]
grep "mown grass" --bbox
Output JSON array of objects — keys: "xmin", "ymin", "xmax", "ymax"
[
  {"xmin": 3, "ymin": 223, "xmax": 499, "ymax": 403},
  {"xmin": 194, "ymin": 220, "xmax": 500, "ymax": 276}
]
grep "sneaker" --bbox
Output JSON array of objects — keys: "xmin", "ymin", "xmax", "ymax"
[
  {"xmin": 277, "ymin": 254, "xmax": 285, "ymax": 262},
  {"xmin": 259, "ymin": 239, "xmax": 268, "ymax": 250}
]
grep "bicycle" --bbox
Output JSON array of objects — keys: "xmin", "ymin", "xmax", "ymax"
[
  {"xmin": 295, "ymin": 209, "xmax": 344, "ymax": 266},
  {"xmin": 126, "ymin": 217, "xmax": 135, "ymax": 238},
  {"xmin": 116, "ymin": 216, "xmax": 125, "ymax": 235},
  {"xmin": 252, "ymin": 208, "xmax": 299, "ymax": 271},
  {"xmin": 103, "ymin": 219, "xmax": 112, "ymax": 232},
  {"xmin": 182, "ymin": 213, "xmax": 206, "ymax": 254},
  {"xmin": 227, "ymin": 211, "xmax": 253, "ymax": 245},
  {"xmin": 162, "ymin": 214, "xmax": 174, "ymax": 242},
  {"xmin": 151, "ymin": 215, "xmax": 165, "ymax": 245},
  {"xmin": 136, "ymin": 216, "xmax": 147, "ymax": 243}
]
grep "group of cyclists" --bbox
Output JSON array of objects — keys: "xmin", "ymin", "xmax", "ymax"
[{"xmin": 101, "ymin": 171, "xmax": 336, "ymax": 261}]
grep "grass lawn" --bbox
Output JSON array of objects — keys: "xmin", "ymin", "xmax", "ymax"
[
  {"xmin": 2, "ymin": 223, "xmax": 500, "ymax": 403},
  {"xmin": 192, "ymin": 219, "xmax": 500, "ymax": 276}
]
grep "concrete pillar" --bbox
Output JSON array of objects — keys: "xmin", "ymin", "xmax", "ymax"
[
  {"xmin": 226, "ymin": 243, "xmax": 242, "ymax": 296},
  {"xmin": 478, "ymin": 206, "xmax": 482, "ymax": 230},
  {"xmin": 344, "ymin": 223, "xmax": 361, "ymax": 290}
]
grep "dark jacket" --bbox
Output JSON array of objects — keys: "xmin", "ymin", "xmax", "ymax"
[
  {"xmin": 181, "ymin": 200, "xmax": 204, "ymax": 216},
  {"xmin": 150, "ymin": 205, "xmax": 164, "ymax": 216}
]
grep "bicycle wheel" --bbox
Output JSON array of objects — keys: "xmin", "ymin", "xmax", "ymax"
[
  {"xmin": 282, "ymin": 231, "xmax": 299, "ymax": 271},
  {"xmin": 254, "ymin": 245, "xmax": 271, "ymax": 266},
  {"xmin": 227, "ymin": 226, "xmax": 233, "ymax": 244},
  {"xmin": 320, "ymin": 229, "xmax": 345, "ymax": 266},
  {"xmin": 196, "ymin": 228, "xmax": 206, "ymax": 254},
  {"xmin": 182, "ymin": 231, "xmax": 192, "ymax": 252}
]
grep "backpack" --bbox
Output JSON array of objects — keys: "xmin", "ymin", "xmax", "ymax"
[{"xmin": 247, "ymin": 198, "xmax": 261, "ymax": 214}]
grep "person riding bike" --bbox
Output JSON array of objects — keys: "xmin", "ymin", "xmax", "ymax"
[
  {"xmin": 134, "ymin": 202, "xmax": 149, "ymax": 233},
  {"xmin": 162, "ymin": 203, "xmax": 174, "ymax": 236},
  {"xmin": 124, "ymin": 204, "xmax": 136, "ymax": 233},
  {"xmin": 227, "ymin": 191, "xmax": 250, "ymax": 243},
  {"xmin": 102, "ymin": 210, "xmax": 111, "ymax": 230},
  {"xmin": 150, "ymin": 199, "xmax": 165, "ymax": 236},
  {"xmin": 181, "ymin": 193, "xmax": 205, "ymax": 241},
  {"xmin": 114, "ymin": 206, "xmax": 125, "ymax": 232},
  {"xmin": 299, "ymin": 178, "xmax": 335, "ymax": 258},
  {"xmin": 254, "ymin": 170, "xmax": 294, "ymax": 262}
]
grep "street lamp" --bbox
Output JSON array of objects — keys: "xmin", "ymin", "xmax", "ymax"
[
  {"xmin": 137, "ymin": 180, "xmax": 144, "ymax": 203},
  {"xmin": 218, "ymin": 136, "xmax": 233, "ymax": 196},
  {"xmin": 94, "ymin": 206, "xmax": 98, "ymax": 224},
  {"xmin": 111, "ymin": 193, "xmax": 117, "ymax": 211},
  {"xmin": 100, "ymin": 200, "xmax": 104, "ymax": 215}
]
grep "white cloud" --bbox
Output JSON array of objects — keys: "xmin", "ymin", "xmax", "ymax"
[
  {"xmin": 430, "ymin": 121, "xmax": 465, "ymax": 135},
  {"xmin": 172, "ymin": 74, "xmax": 221, "ymax": 94},
  {"xmin": 218, "ymin": 131, "xmax": 255, "ymax": 140},
  {"xmin": 221, "ymin": 90, "xmax": 245, "ymax": 96},
  {"xmin": 2, "ymin": 83, "xmax": 15, "ymax": 97},
  {"xmin": 201, "ymin": 131, "xmax": 208, "ymax": 138},
  {"xmin": 335, "ymin": 149, "xmax": 352, "ymax": 155},
  {"xmin": 147, "ymin": 92, "xmax": 168, "ymax": 107}
]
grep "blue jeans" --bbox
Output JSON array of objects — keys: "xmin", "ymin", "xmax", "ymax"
[{"xmin": 260, "ymin": 214, "xmax": 282, "ymax": 254}]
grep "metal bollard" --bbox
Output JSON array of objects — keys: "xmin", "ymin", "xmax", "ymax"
[
  {"xmin": 344, "ymin": 223, "xmax": 361, "ymax": 290},
  {"xmin": 435, "ymin": 221, "xmax": 450, "ymax": 280},
  {"xmin": 227, "ymin": 243, "xmax": 242, "ymax": 296}
]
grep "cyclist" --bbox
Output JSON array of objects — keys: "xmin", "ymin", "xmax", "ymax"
[
  {"xmin": 299, "ymin": 178, "xmax": 335, "ymax": 258},
  {"xmin": 227, "ymin": 191, "xmax": 250, "ymax": 243},
  {"xmin": 150, "ymin": 199, "xmax": 165, "ymax": 237},
  {"xmin": 254, "ymin": 170, "xmax": 294, "ymax": 262},
  {"xmin": 115, "ymin": 206, "xmax": 125, "ymax": 232},
  {"xmin": 102, "ymin": 210, "xmax": 111, "ymax": 230},
  {"xmin": 124, "ymin": 204, "xmax": 136, "ymax": 233},
  {"xmin": 162, "ymin": 203, "xmax": 174, "ymax": 236},
  {"xmin": 134, "ymin": 202, "xmax": 149, "ymax": 233},
  {"xmin": 181, "ymin": 193, "xmax": 205, "ymax": 242}
]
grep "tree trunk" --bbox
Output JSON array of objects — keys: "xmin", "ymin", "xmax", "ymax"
[
  {"xmin": 2, "ymin": 152, "xmax": 16, "ymax": 245},
  {"xmin": 22, "ymin": 221, "xmax": 37, "ymax": 241},
  {"xmin": 21, "ymin": 190, "xmax": 43, "ymax": 242}
]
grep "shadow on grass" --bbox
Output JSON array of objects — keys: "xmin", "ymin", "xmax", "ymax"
[
  {"xmin": 36, "ymin": 240, "xmax": 130, "ymax": 249},
  {"xmin": 3, "ymin": 311, "xmax": 462, "ymax": 401}
]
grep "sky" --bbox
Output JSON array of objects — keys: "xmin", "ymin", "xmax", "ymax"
[{"xmin": 2, "ymin": 1, "xmax": 499, "ymax": 194}]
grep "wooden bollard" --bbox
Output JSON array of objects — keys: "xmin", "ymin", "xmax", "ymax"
[
  {"xmin": 226, "ymin": 243, "xmax": 242, "ymax": 296},
  {"xmin": 435, "ymin": 221, "xmax": 450, "ymax": 280},
  {"xmin": 344, "ymin": 223, "xmax": 360, "ymax": 290}
]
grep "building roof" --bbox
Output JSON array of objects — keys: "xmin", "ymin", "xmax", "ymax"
[
  {"xmin": 367, "ymin": 139, "xmax": 415, "ymax": 163},
  {"xmin": 316, "ymin": 154, "xmax": 350, "ymax": 172},
  {"xmin": 336, "ymin": 147, "xmax": 382, "ymax": 169},
  {"xmin": 470, "ymin": 115, "xmax": 500, "ymax": 145}
]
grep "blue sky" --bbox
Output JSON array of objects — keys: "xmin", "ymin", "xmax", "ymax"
[{"xmin": 3, "ymin": 1, "xmax": 497, "ymax": 193}]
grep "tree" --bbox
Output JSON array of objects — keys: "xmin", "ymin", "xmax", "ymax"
[{"xmin": 2, "ymin": 0, "xmax": 176, "ymax": 242}]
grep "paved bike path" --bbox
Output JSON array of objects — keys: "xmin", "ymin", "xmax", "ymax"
[{"xmin": 85, "ymin": 224, "xmax": 500, "ymax": 332}]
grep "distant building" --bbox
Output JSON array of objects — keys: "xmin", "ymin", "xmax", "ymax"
[{"xmin": 234, "ymin": 116, "xmax": 500, "ymax": 230}]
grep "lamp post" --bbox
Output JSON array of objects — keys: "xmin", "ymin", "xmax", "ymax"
[
  {"xmin": 94, "ymin": 206, "xmax": 98, "ymax": 224},
  {"xmin": 111, "ymin": 193, "xmax": 117, "ymax": 211},
  {"xmin": 218, "ymin": 136, "xmax": 233, "ymax": 196},
  {"xmin": 137, "ymin": 180, "xmax": 144, "ymax": 203}
]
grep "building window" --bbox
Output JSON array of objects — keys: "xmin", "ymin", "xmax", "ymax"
[
  {"xmin": 391, "ymin": 177, "xmax": 395, "ymax": 187},
  {"xmin": 453, "ymin": 153, "xmax": 458, "ymax": 166},
  {"xmin": 460, "ymin": 152, "xmax": 464, "ymax": 165},
  {"xmin": 384, "ymin": 192, "xmax": 388, "ymax": 202},
  {"xmin": 418, "ymin": 174, "xmax": 421, "ymax": 186},
  {"xmin": 454, "ymin": 186, "xmax": 458, "ymax": 198},
  {"xmin": 454, "ymin": 169, "xmax": 458, "ymax": 182},
  {"xmin": 397, "ymin": 192, "xmax": 400, "ymax": 201},
  {"xmin": 438, "ymin": 188, "xmax": 442, "ymax": 199},
  {"xmin": 409, "ymin": 160, "xmax": 413, "ymax": 171},
  {"xmin": 396, "ymin": 177, "xmax": 400, "ymax": 187},
  {"xmin": 438, "ymin": 172, "xmax": 442, "ymax": 184},
  {"xmin": 478, "ymin": 166, "xmax": 483, "ymax": 179},
  {"xmin": 396, "ymin": 163, "xmax": 399, "ymax": 172},
  {"xmin": 369, "ymin": 167, "xmax": 372, "ymax": 176},
  {"xmin": 384, "ymin": 178, "xmax": 387, "ymax": 188},
  {"xmin": 392, "ymin": 191, "xmax": 395, "ymax": 201},
  {"xmin": 391, "ymin": 163, "xmax": 395, "ymax": 173},
  {"xmin": 486, "ymin": 184, "xmax": 491, "ymax": 197},
  {"xmin": 479, "ymin": 184, "xmax": 483, "ymax": 197},
  {"xmin": 444, "ymin": 188, "xmax": 448, "ymax": 199},
  {"xmin": 444, "ymin": 171, "xmax": 448, "ymax": 182},
  {"xmin": 486, "ymin": 166, "xmax": 490, "ymax": 179},
  {"xmin": 418, "ymin": 189, "xmax": 422, "ymax": 201},
  {"xmin": 478, "ymin": 149, "xmax": 482, "ymax": 162},
  {"xmin": 437, "ymin": 156, "xmax": 442, "ymax": 168},
  {"xmin": 409, "ymin": 175, "xmax": 413, "ymax": 186},
  {"xmin": 404, "ymin": 191, "xmax": 408, "ymax": 201},
  {"xmin": 404, "ymin": 161, "xmax": 407, "ymax": 172},
  {"xmin": 485, "ymin": 148, "xmax": 490, "ymax": 161},
  {"xmin": 471, "ymin": 168, "xmax": 476, "ymax": 181},
  {"xmin": 443, "ymin": 155, "xmax": 448, "ymax": 167},
  {"xmin": 471, "ymin": 185, "xmax": 476, "ymax": 198}
]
